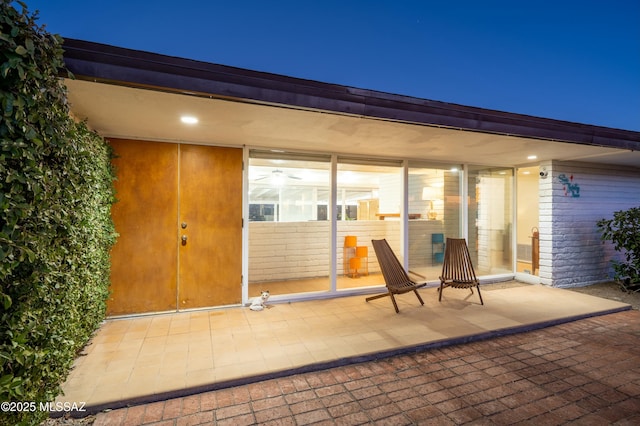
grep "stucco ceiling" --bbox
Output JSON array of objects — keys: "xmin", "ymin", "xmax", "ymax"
[{"xmin": 65, "ymin": 79, "xmax": 640, "ymax": 169}]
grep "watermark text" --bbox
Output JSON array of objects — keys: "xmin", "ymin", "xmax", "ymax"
[{"xmin": 1, "ymin": 401, "xmax": 86, "ymax": 412}]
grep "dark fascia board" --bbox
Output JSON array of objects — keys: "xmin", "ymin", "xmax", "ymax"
[{"xmin": 61, "ymin": 38, "xmax": 640, "ymax": 151}]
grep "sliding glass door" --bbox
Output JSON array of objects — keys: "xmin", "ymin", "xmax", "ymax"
[
  {"xmin": 336, "ymin": 158, "xmax": 403, "ymax": 290},
  {"xmin": 247, "ymin": 149, "xmax": 515, "ymax": 300},
  {"xmin": 407, "ymin": 163, "xmax": 463, "ymax": 280},
  {"xmin": 467, "ymin": 166, "xmax": 514, "ymax": 275}
]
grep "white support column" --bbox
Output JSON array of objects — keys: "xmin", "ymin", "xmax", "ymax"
[
  {"xmin": 511, "ymin": 168, "xmax": 518, "ymax": 275},
  {"xmin": 401, "ymin": 159, "xmax": 409, "ymax": 269},
  {"xmin": 330, "ymin": 154, "xmax": 338, "ymax": 292},
  {"xmin": 461, "ymin": 164, "xmax": 469, "ymax": 241},
  {"xmin": 538, "ymin": 161, "xmax": 553, "ymax": 286},
  {"xmin": 241, "ymin": 146, "xmax": 249, "ymax": 304}
]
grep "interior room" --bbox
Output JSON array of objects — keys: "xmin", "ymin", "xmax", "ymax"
[
  {"xmin": 516, "ymin": 166, "xmax": 540, "ymax": 276},
  {"xmin": 247, "ymin": 150, "xmax": 516, "ymax": 298}
]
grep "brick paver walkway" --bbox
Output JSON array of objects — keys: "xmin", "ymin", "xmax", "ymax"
[{"xmin": 91, "ymin": 310, "xmax": 640, "ymax": 425}]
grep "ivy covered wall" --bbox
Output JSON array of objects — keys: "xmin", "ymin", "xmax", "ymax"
[{"xmin": 1, "ymin": 1, "xmax": 117, "ymax": 424}]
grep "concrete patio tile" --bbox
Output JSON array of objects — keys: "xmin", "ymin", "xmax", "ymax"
[{"xmin": 53, "ymin": 283, "xmax": 634, "ymax": 424}]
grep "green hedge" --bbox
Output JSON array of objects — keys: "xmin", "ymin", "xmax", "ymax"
[
  {"xmin": 1, "ymin": 2, "xmax": 117, "ymax": 424},
  {"xmin": 597, "ymin": 206, "xmax": 640, "ymax": 285}
]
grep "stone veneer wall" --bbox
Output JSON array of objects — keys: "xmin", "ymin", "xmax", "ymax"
[{"xmin": 540, "ymin": 161, "xmax": 640, "ymax": 287}]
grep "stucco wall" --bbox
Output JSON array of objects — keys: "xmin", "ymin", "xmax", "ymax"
[{"xmin": 540, "ymin": 161, "xmax": 640, "ymax": 287}]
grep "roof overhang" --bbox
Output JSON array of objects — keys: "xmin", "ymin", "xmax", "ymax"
[{"xmin": 61, "ymin": 38, "xmax": 640, "ymax": 168}]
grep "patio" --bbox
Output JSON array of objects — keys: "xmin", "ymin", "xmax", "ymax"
[{"xmin": 56, "ymin": 282, "xmax": 631, "ymax": 414}]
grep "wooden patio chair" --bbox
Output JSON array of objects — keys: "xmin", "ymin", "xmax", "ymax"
[
  {"xmin": 367, "ymin": 239, "xmax": 426, "ymax": 313},
  {"xmin": 438, "ymin": 238, "xmax": 484, "ymax": 305}
]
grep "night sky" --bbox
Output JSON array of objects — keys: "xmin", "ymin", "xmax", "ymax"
[{"xmin": 25, "ymin": 0, "xmax": 640, "ymax": 131}]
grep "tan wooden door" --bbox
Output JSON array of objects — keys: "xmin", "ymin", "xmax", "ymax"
[
  {"xmin": 108, "ymin": 140, "xmax": 178, "ymax": 315},
  {"xmin": 178, "ymin": 145, "xmax": 242, "ymax": 309},
  {"xmin": 107, "ymin": 140, "xmax": 242, "ymax": 315}
]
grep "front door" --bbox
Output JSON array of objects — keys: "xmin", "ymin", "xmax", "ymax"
[
  {"xmin": 178, "ymin": 144, "xmax": 242, "ymax": 309},
  {"xmin": 107, "ymin": 139, "xmax": 242, "ymax": 315}
]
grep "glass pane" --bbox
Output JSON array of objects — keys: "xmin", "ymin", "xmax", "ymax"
[
  {"xmin": 467, "ymin": 166, "xmax": 514, "ymax": 275},
  {"xmin": 408, "ymin": 164, "xmax": 462, "ymax": 280},
  {"xmin": 517, "ymin": 166, "xmax": 540, "ymax": 276},
  {"xmin": 337, "ymin": 159, "xmax": 402, "ymax": 290},
  {"xmin": 248, "ymin": 152, "xmax": 331, "ymax": 297}
]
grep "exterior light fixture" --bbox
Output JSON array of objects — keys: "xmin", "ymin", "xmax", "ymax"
[{"xmin": 181, "ymin": 116, "xmax": 198, "ymax": 124}]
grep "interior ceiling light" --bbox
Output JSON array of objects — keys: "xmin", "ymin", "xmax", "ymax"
[
  {"xmin": 527, "ymin": 155, "xmax": 537, "ymax": 160},
  {"xmin": 181, "ymin": 115, "xmax": 198, "ymax": 124}
]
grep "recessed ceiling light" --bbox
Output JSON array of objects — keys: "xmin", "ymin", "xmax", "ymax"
[
  {"xmin": 181, "ymin": 116, "xmax": 198, "ymax": 124},
  {"xmin": 527, "ymin": 155, "xmax": 537, "ymax": 160}
]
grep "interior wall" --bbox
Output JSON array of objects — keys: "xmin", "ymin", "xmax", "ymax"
[
  {"xmin": 248, "ymin": 221, "xmax": 400, "ymax": 282},
  {"xmin": 517, "ymin": 169, "xmax": 540, "ymax": 245},
  {"xmin": 516, "ymin": 167, "xmax": 540, "ymax": 274},
  {"xmin": 379, "ymin": 173, "xmax": 402, "ymax": 214}
]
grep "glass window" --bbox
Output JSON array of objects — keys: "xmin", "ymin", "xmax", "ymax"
[
  {"xmin": 248, "ymin": 151, "xmax": 331, "ymax": 296},
  {"xmin": 467, "ymin": 166, "xmax": 514, "ymax": 275},
  {"xmin": 407, "ymin": 163, "xmax": 462, "ymax": 279},
  {"xmin": 516, "ymin": 166, "xmax": 540, "ymax": 276},
  {"xmin": 247, "ymin": 150, "xmax": 515, "ymax": 300},
  {"xmin": 336, "ymin": 158, "xmax": 402, "ymax": 290}
]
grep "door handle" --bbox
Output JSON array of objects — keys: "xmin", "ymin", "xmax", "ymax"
[{"xmin": 182, "ymin": 235, "xmax": 188, "ymax": 245}]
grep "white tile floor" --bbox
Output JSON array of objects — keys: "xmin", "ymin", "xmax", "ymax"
[{"xmin": 56, "ymin": 283, "xmax": 631, "ymax": 409}]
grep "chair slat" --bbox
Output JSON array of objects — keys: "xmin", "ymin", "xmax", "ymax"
[
  {"xmin": 367, "ymin": 239, "xmax": 426, "ymax": 313},
  {"xmin": 438, "ymin": 238, "xmax": 484, "ymax": 305}
]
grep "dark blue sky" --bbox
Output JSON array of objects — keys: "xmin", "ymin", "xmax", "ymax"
[{"xmin": 25, "ymin": 0, "xmax": 640, "ymax": 131}]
